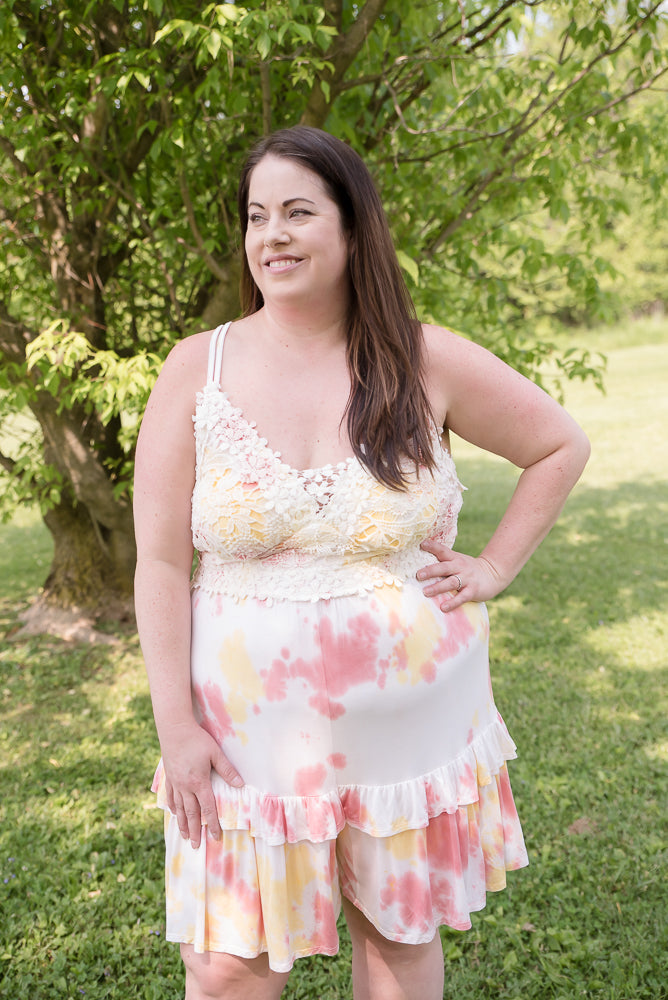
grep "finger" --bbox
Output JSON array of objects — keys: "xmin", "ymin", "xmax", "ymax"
[
  {"xmin": 417, "ymin": 556, "xmax": 459, "ymax": 584},
  {"xmin": 197, "ymin": 786, "xmax": 222, "ymax": 842},
  {"xmin": 422, "ymin": 570, "xmax": 463, "ymax": 595},
  {"xmin": 420, "ymin": 538, "xmax": 452, "ymax": 559},
  {"xmin": 213, "ymin": 748, "xmax": 244, "ymax": 789},
  {"xmin": 437, "ymin": 589, "xmax": 468, "ymax": 613},
  {"xmin": 173, "ymin": 795, "xmax": 190, "ymax": 841},
  {"xmin": 183, "ymin": 795, "xmax": 204, "ymax": 848},
  {"xmin": 165, "ymin": 780, "xmax": 177, "ymax": 817},
  {"xmin": 417, "ymin": 562, "xmax": 449, "ymax": 583},
  {"xmin": 172, "ymin": 789, "xmax": 202, "ymax": 845}
]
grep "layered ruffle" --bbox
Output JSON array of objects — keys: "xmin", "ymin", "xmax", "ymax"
[
  {"xmin": 151, "ymin": 714, "xmax": 519, "ymax": 846},
  {"xmin": 158, "ymin": 757, "xmax": 528, "ymax": 972}
]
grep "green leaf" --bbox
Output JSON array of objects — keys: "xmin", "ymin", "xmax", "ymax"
[
  {"xmin": 293, "ymin": 23, "xmax": 313, "ymax": 44},
  {"xmin": 152, "ymin": 20, "xmax": 182, "ymax": 44},
  {"xmin": 205, "ymin": 29, "xmax": 223, "ymax": 61},
  {"xmin": 396, "ymin": 249, "xmax": 419, "ymax": 285},
  {"xmin": 257, "ymin": 32, "xmax": 271, "ymax": 61}
]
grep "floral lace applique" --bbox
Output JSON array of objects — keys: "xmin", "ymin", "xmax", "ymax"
[{"xmin": 191, "ymin": 386, "xmax": 464, "ymax": 602}]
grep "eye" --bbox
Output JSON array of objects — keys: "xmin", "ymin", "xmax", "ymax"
[
  {"xmin": 290, "ymin": 208, "xmax": 312, "ymax": 218},
  {"xmin": 248, "ymin": 213, "xmax": 266, "ymax": 224}
]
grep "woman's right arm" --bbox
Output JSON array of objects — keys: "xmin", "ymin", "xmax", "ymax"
[{"xmin": 133, "ymin": 335, "xmax": 243, "ymax": 849}]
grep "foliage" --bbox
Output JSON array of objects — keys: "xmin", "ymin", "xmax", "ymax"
[
  {"xmin": 0, "ymin": 0, "xmax": 667, "ymax": 608},
  {"xmin": 23, "ymin": 323, "xmax": 162, "ymax": 502},
  {"xmin": 1, "ymin": 322, "xmax": 666, "ymax": 998}
]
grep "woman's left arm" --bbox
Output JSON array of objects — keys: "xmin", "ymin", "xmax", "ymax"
[{"xmin": 418, "ymin": 325, "xmax": 591, "ymax": 612}]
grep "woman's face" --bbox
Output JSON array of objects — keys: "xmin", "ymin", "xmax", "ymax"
[{"xmin": 244, "ymin": 154, "xmax": 351, "ymax": 311}]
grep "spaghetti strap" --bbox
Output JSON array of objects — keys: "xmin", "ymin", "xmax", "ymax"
[{"xmin": 206, "ymin": 322, "xmax": 232, "ymax": 386}]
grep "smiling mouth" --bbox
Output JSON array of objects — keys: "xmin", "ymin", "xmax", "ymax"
[{"xmin": 266, "ymin": 257, "xmax": 302, "ymax": 269}]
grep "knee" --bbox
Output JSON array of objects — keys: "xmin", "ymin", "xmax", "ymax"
[
  {"xmin": 344, "ymin": 898, "xmax": 412, "ymax": 961},
  {"xmin": 182, "ymin": 946, "xmax": 239, "ymax": 998},
  {"xmin": 181, "ymin": 945, "xmax": 289, "ymax": 1000},
  {"xmin": 343, "ymin": 899, "xmax": 444, "ymax": 998},
  {"xmin": 354, "ymin": 926, "xmax": 436, "ymax": 966}
]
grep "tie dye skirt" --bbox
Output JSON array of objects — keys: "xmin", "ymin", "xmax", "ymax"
[{"xmin": 151, "ymin": 581, "xmax": 528, "ymax": 972}]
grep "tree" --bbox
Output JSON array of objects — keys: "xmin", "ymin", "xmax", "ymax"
[{"xmin": 1, "ymin": 0, "xmax": 666, "ymax": 622}]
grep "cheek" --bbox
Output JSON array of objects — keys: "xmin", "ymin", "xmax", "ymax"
[{"xmin": 245, "ymin": 234, "xmax": 262, "ymax": 275}]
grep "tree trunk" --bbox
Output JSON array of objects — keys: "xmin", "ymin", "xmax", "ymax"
[{"xmin": 40, "ymin": 493, "xmax": 136, "ymax": 621}]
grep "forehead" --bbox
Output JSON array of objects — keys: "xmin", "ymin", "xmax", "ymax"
[{"xmin": 247, "ymin": 154, "xmax": 333, "ymax": 203}]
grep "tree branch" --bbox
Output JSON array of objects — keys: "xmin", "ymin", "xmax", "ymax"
[
  {"xmin": 497, "ymin": 7, "xmax": 667, "ymax": 154},
  {"xmin": 178, "ymin": 169, "xmax": 230, "ymax": 284},
  {"xmin": 380, "ymin": 74, "xmax": 486, "ymax": 139},
  {"xmin": 414, "ymin": 3, "xmax": 668, "ymax": 258},
  {"xmin": 467, "ymin": 15, "xmax": 512, "ymax": 53},
  {"xmin": 0, "ymin": 136, "xmax": 31, "ymax": 177},
  {"xmin": 434, "ymin": 0, "xmax": 528, "ymax": 46},
  {"xmin": 565, "ymin": 65, "xmax": 668, "ymax": 125},
  {"xmin": 0, "ymin": 305, "xmax": 35, "ymax": 363},
  {"xmin": 300, "ymin": 0, "xmax": 389, "ymax": 128},
  {"xmin": 35, "ymin": 393, "xmax": 130, "ymax": 526},
  {"xmin": 0, "ymin": 311, "xmax": 122, "ymax": 522},
  {"xmin": 425, "ymin": 160, "xmax": 513, "ymax": 256},
  {"xmin": 260, "ymin": 61, "xmax": 272, "ymax": 135}
]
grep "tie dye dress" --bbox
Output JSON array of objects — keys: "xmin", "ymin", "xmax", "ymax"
[{"xmin": 151, "ymin": 322, "xmax": 529, "ymax": 972}]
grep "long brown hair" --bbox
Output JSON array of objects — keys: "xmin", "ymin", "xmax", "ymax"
[{"xmin": 237, "ymin": 125, "xmax": 436, "ymax": 490}]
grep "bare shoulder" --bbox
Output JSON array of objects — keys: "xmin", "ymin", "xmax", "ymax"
[
  {"xmin": 161, "ymin": 329, "xmax": 213, "ymax": 382},
  {"xmin": 421, "ymin": 322, "xmax": 496, "ymax": 372},
  {"xmin": 420, "ymin": 322, "xmax": 587, "ymax": 467},
  {"xmin": 137, "ymin": 330, "xmax": 218, "ymax": 453},
  {"xmin": 146, "ymin": 329, "xmax": 216, "ymax": 410},
  {"xmin": 421, "ymin": 321, "xmax": 533, "ymax": 394},
  {"xmin": 420, "ymin": 322, "xmax": 502, "ymax": 421}
]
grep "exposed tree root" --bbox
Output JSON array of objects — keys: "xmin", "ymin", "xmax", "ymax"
[{"xmin": 12, "ymin": 595, "xmax": 135, "ymax": 645}]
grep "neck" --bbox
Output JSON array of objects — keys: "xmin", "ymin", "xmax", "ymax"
[{"xmin": 258, "ymin": 302, "xmax": 349, "ymax": 349}]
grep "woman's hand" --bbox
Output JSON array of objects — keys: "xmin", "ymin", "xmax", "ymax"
[
  {"xmin": 417, "ymin": 538, "xmax": 505, "ymax": 612},
  {"xmin": 160, "ymin": 720, "xmax": 244, "ymax": 848}
]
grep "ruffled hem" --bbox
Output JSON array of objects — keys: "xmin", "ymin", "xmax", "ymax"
[
  {"xmin": 151, "ymin": 713, "xmax": 518, "ymax": 846},
  {"xmin": 159, "ymin": 763, "xmax": 528, "ymax": 972}
]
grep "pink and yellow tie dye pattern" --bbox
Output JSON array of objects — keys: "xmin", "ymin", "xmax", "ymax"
[
  {"xmin": 149, "ymin": 324, "xmax": 529, "ymax": 973},
  {"xmin": 152, "ymin": 587, "xmax": 528, "ymax": 972}
]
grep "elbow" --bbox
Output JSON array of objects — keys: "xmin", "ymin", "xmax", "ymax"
[
  {"xmin": 577, "ymin": 425, "xmax": 591, "ymax": 466},
  {"xmin": 568, "ymin": 425, "xmax": 591, "ymax": 480}
]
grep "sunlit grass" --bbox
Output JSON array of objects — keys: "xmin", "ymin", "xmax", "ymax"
[{"xmin": 1, "ymin": 320, "xmax": 666, "ymax": 999}]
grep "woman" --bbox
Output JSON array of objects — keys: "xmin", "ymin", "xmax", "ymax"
[{"xmin": 134, "ymin": 126, "xmax": 590, "ymax": 1000}]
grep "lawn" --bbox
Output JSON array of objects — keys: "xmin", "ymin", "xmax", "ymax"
[{"xmin": 1, "ymin": 320, "xmax": 666, "ymax": 999}]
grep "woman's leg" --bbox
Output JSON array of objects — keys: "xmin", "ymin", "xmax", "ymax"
[
  {"xmin": 181, "ymin": 945, "xmax": 290, "ymax": 1000},
  {"xmin": 342, "ymin": 898, "xmax": 445, "ymax": 1000}
]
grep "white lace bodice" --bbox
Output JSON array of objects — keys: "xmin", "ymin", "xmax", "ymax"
[{"xmin": 190, "ymin": 324, "xmax": 464, "ymax": 602}]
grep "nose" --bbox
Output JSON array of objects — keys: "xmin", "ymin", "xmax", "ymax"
[{"xmin": 263, "ymin": 217, "xmax": 290, "ymax": 248}]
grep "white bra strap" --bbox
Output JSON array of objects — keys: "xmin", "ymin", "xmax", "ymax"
[{"xmin": 206, "ymin": 322, "xmax": 232, "ymax": 386}]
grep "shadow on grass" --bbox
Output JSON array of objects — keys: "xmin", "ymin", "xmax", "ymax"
[{"xmin": 445, "ymin": 461, "xmax": 668, "ymax": 997}]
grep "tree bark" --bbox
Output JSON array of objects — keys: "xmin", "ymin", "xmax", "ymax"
[
  {"xmin": 300, "ymin": 0, "xmax": 388, "ymax": 128},
  {"xmin": 40, "ymin": 492, "xmax": 135, "ymax": 620},
  {"xmin": 0, "ymin": 309, "xmax": 138, "ymax": 619}
]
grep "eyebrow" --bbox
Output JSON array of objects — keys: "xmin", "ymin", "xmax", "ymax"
[{"xmin": 248, "ymin": 197, "xmax": 317, "ymax": 209}]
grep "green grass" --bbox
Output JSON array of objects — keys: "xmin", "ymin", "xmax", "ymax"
[{"xmin": 1, "ymin": 320, "xmax": 667, "ymax": 999}]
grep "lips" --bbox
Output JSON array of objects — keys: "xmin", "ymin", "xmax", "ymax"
[{"xmin": 264, "ymin": 255, "xmax": 303, "ymax": 270}]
